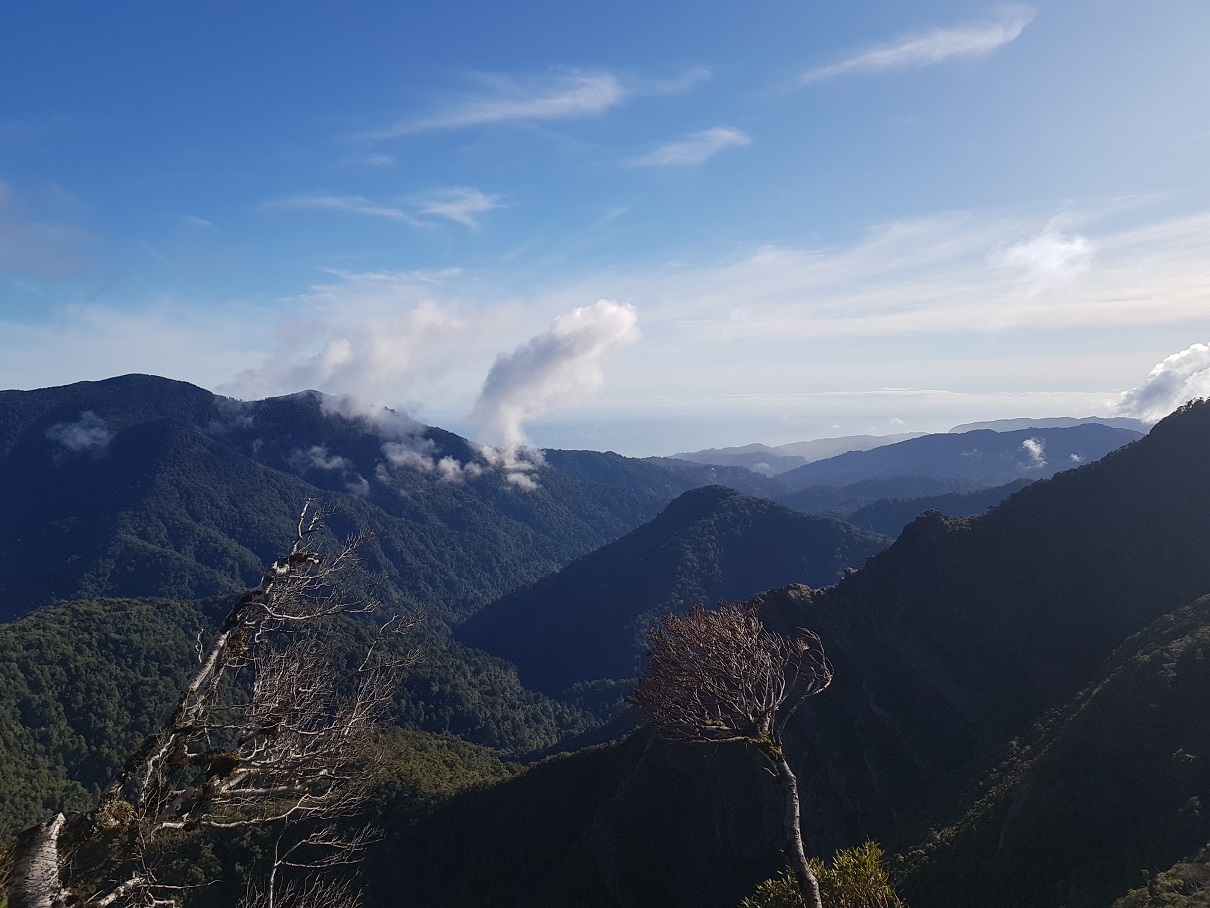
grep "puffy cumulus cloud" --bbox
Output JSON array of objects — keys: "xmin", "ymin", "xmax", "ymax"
[
  {"xmin": 473, "ymin": 299, "xmax": 640, "ymax": 452},
  {"xmin": 1116, "ymin": 342, "xmax": 1210, "ymax": 423},
  {"xmin": 1021, "ymin": 436, "xmax": 1046, "ymax": 467},
  {"xmin": 46, "ymin": 411, "xmax": 113, "ymax": 455}
]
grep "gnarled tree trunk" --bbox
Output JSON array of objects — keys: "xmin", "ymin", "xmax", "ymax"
[
  {"xmin": 8, "ymin": 812, "xmax": 68, "ymax": 908},
  {"xmin": 773, "ymin": 752, "xmax": 823, "ymax": 908}
]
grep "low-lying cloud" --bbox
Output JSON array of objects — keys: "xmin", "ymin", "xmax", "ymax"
[
  {"xmin": 472, "ymin": 299, "xmax": 640, "ymax": 452},
  {"xmin": 1116, "ymin": 342, "xmax": 1210, "ymax": 423},
  {"xmin": 46, "ymin": 411, "xmax": 113, "ymax": 455},
  {"xmin": 1021, "ymin": 436, "xmax": 1046, "ymax": 467}
]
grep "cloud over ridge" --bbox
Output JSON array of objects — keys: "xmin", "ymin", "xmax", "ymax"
[
  {"xmin": 1116, "ymin": 342, "xmax": 1210, "ymax": 423},
  {"xmin": 473, "ymin": 299, "xmax": 640, "ymax": 451}
]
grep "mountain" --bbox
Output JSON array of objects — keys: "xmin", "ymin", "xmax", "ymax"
[
  {"xmin": 843, "ymin": 478, "xmax": 1033, "ymax": 537},
  {"xmin": 455, "ymin": 486, "xmax": 889, "ymax": 696},
  {"xmin": 0, "ymin": 375, "xmax": 675, "ymax": 623},
  {"xmin": 544, "ymin": 448, "xmax": 785, "ymax": 499},
  {"xmin": 383, "ymin": 401, "xmax": 1210, "ymax": 907},
  {"xmin": 670, "ymin": 433, "xmax": 924, "ymax": 476},
  {"xmin": 776, "ymin": 474, "xmax": 988, "ymax": 517},
  {"xmin": 776, "ymin": 423, "xmax": 1142, "ymax": 491},
  {"xmin": 950, "ymin": 415, "xmax": 1149, "ymax": 433}
]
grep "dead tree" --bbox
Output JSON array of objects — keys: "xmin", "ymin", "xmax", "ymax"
[
  {"xmin": 628, "ymin": 600, "xmax": 833, "ymax": 908},
  {"xmin": 7, "ymin": 499, "xmax": 419, "ymax": 908}
]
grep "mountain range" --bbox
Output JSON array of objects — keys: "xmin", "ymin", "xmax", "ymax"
[{"xmin": 2, "ymin": 374, "xmax": 1207, "ymax": 908}]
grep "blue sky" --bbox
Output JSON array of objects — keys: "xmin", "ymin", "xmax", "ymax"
[{"xmin": 2, "ymin": 1, "xmax": 1209, "ymax": 454}]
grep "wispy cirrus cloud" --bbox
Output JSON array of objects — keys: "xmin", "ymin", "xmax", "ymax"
[
  {"xmin": 364, "ymin": 66, "xmax": 710, "ymax": 138},
  {"xmin": 264, "ymin": 194, "xmax": 426, "ymax": 226},
  {"xmin": 414, "ymin": 187, "xmax": 503, "ymax": 229},
  {"xmin": 263, "ymin": 187, "xmax": 503, "ymax": 229},
  {"xmin": 803, "ymin": 5, "xmax": 1036, "ymax": 83},
  {"xmin": 627, "ymin": 127, "xmax": 751, "ymax": 168}
]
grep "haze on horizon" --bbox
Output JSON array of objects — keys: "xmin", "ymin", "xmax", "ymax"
[{"xmin": 2, "ymin": 1, "xmax": 1209, "ymax": 456}]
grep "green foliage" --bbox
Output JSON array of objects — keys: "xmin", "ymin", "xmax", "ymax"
[
  {"xmin": 0, "ymin": 594, "xmax": 596, "ymax": 841},
  {"xmin": 1113, "ymin": 847, "xmax": 1210, "ymax": 908},
  {"xmin": 739, "ymin": 869, "xmax": 806, "ymax": 908},
  {"xmin": 900, "ymin": 595, "xmax": 1210, "ymax": 908},
  {"xmin": 0, "ymin": 597, "xmax": 213, "ymax": 836},
  {"xmin": 740, "ymin": 843, "xmax": 904, "ymax": 908}
]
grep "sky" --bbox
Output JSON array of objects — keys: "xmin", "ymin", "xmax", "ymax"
[{"xmin": 2, "ymin": 1, "xmax": 1210, "ymax": 456}]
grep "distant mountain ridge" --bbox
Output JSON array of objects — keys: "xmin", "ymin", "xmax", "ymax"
[
  {"xmin": 777, "ymin": 423, "xmax": 1142, "ymax": 490},
  {"xmin": 669, "ymin": 433, "xmax": 924, "ymax": 476},
  {"xmin": 950, "ymin": 415, "xmax": 1148, "ymax": 433}
]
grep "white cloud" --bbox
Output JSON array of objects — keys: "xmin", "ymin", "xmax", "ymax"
[
  {"xmin": 286, "ymin": 442, "xmax": 372, "ymax": 497},
  {"xmin": 996, "ymin": 225, "xmax": 1094, "ymax": 284},
  {"xmin": 264, "ymin": 188, "xmax": 501, "ymax": 230},
  {"xmin": 263, "ymin": 194, "xmax": 426, "ymax": 226},
  {"xmin": 414, "ymin": 187, "xmax": 503, "ymax": 229},
  {"xmin": 803, "ymin": 6, "xmax": 1036, "ymax": 82},
  {"xmin": 363, "ymin": 66, "xmax": 710, "ymax": 138},
  {"xmin": 369, "ymin": 70, "xmax": 624, "ymax": 137},
  {"xmin": 619, "ymin": 208, "xmax": 1210, "ymax": 342},
  {"xmin": 472, "ymin": 299, "xmax": 640, "ymax": 451},
  {"xmin": 1115, "ymin": 342, "xmax": 1210, "ymax": 423},
  {"xmin": 222, "ymin": 271, "xmax": 490, "ymax": 407},
  {"xmin": 46, "ymin": 410, "xmax": 112, "ymax": 454},
  {"xmin": 288, "ymin": 444, "xmax": 354, "ymax": 473},
  {"xmin": 628, "ymin": 127, "xmax": 751, "ymax": 168},
  {"xmin": 1021, "ymin": 436, "xmax": 1046, "ymax": 467}
]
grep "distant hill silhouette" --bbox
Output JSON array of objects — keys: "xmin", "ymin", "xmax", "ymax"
[
  {"xmin": 777, "ymin": 423, "xmax": 1141, "ymax": 490},
  {"xmin": 950, "ymin": 415, "xmax": 1147, "ymax": 433},
  {"xmin": 668, "ymin": 433, "xmax": 923, "ymax": 476}
]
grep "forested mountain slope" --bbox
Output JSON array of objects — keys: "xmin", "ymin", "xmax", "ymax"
[
  {"xmin": 385, "ymin": 401, "xmax": 1210, "ymax": 908},
  {"xmin": 0, "ymin": 375, "xmax": 672, "ymax": 623},
  {"xmin": 899, "ymin": 594, "xmax": 1210, "ymax": 908},
  {"xmin": 456, "ymin": 486, "xmax": 889, "ymax": 695}
]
